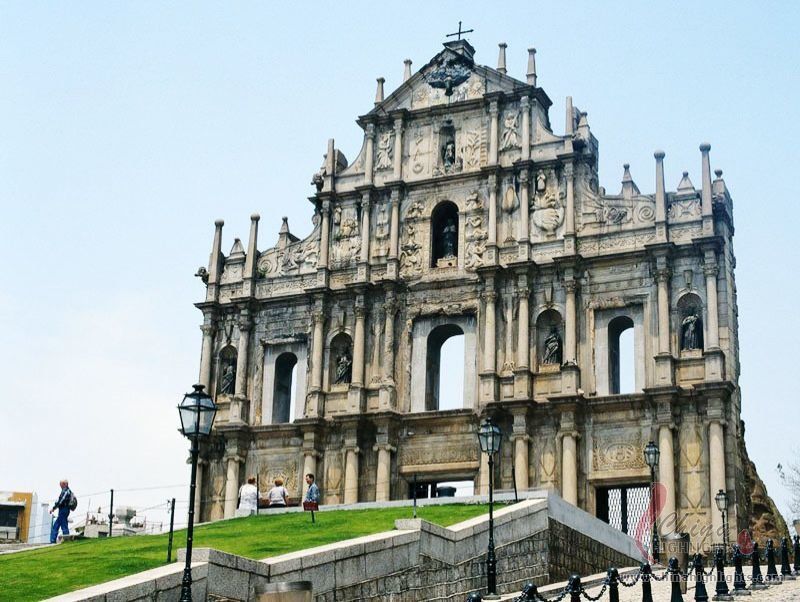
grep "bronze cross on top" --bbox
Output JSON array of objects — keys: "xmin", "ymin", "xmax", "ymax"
[{"xmin": 446, "ymin": 21, "xmax": 473, "ymax": 41}]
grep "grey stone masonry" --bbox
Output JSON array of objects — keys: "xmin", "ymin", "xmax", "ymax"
[{"xmin": 47, "ymin": 493, "xmax": 645, "ymax": 601}]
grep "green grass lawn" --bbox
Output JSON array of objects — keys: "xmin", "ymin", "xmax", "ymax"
[{"xmin": 0, "ymin": 504, "xmax": 492, "ymax": 602}]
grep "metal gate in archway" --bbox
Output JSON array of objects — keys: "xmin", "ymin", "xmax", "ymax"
[{"xmin": 596, "ymin": 483, "xmax": 652, "ymax": 539}]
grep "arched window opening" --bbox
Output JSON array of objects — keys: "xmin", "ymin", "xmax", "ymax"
[
  {"xmin": 608, "ymin": 316, "xmax": 635, "ymax": 395},
  {"xmin": 217, "ymin": 346, "xmax": 237, "ymax": 397},
  {"xmin": 426, "ymin": 324, "xmax": 465, "ymax": 411},
  {"xmin": 677, "ymin": 293, "xmax": 704, "ymax": 352},
  {"xmin": 536, "ymin": 309, "xmax": 563, "ymax": 368},
  {"xmin": 273, "ymin": 352, "xmax": 298, "ymax": 424},
  {"xmin": 329, "ymin": 332, "xmax": 354, "ymax": 388},
  {"xmin": 430, "ymin": 201, "xmax": 459, "ymax": 267}
]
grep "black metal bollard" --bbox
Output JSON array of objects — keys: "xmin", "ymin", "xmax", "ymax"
[
  {"xmin": 714, "ymin": 546, "xmax": 731, "ymax": 597},
  {"xmin": 732, "ymin": 544, "xmax": 747, "ymax": 591},
  {"xmin": 750, "ymin": 542, "xmax": 766, "ymax": 589},
  {"xmin": 780, "ymin": 537, "xmax": 793, "ymax": 577},
  {"xmin": 641, "ymin": 563, "xmax": 654, "ymax": 602},
  {"xmin": 466, "ymin": 593, "xmax": 482, "ymax": 602},
  {"xmin": 794, "ymin": 535, "xmax": 800, "ymax": 574},
  {"xmin": 766, "ymin": 538, "xmax": 780, "ymax": 583},
  {"xmin": 606, "ymin": 567, "xmax": 619, "ymax": 602},
  {"xmin": 692, "ymin": 554, "xmax": 709, "ymax": 602},
  {"xmin": 669, "ymin": 557, "xmax": 684, "ymax": 602},
  {"xmin": 566, "ymin": 574, "xmax": 581, "ymax": 602},
  {"xmin": 519, "ymin": 582, "xmax": 538, "ymax": 601}
]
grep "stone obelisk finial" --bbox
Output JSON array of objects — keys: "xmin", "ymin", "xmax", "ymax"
[
  {"xmin": 403, "ymin": 59, "xmax": 412, "ymax": 82},
  {"xmin": 654, "ymin": 150, "xmax": 667, "ymax": 240},
  {"xmin": 243, "ymin": 213, "xmax": 260, "ymax": 292},
  {"xmin": 527, "ymin": 48, "xmax": 537, "ymax": 86},
  {"xmin": 565, "ymin": 96, "xmax": 575, "ymax": 135},
  {"xmin": 497, "ymin": 43, "xmax": 507, "ymax": 74},
  {"xmin": 375, "ymin": 77, "xmax": 385, "ymax": 106}
]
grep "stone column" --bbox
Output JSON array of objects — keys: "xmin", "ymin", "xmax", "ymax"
[
  {"xmin": 199, "ymin": 322, "xmax": 216, "ymax": 389},
  {"xmin": 564, "ymin": 162, "xmax": 575, "ymax": 236},
  {"xmin": 514, "ymin": 435, "xmax": 529, "ymax": 493},
  {"xmin": 194, "ymin": 458, "xmax": 207, "ymax": 519},
  {"xmin": 658, "ymin": 425, "xmax": 676, "ymax": 530},
  {"xmin": 310, "ymin": 310, "xmax": 325, "ymax": 391},
  {"xmin": 359, "ymin": 194, "xmax": 371, "ymax": 265},
  {"xmin": 319, "ymin": 200, "xmax": 331, "ymax": 270},
  {"xmin": 388, "ymin": 190, "xmax": 400, "ymax": 260},
  {"xmin": 223, "ymin": 454, "xmax": 243, "ymax": 519},
  {"xmin": 520, "ymin": 96, "xmax": 531, "ymax": 161},
  {"xmin": 518, "ymin": 170, "xmax": 530, "ymax": 260},
  {"xmin": 352, "ymin": 303, "xmax": 366, "ymax": 387},
  {"xmin": 517, "ymin": 287, "xmax": 530, "ymax": 370},
  {"xmin": 478, "ymin": 450, "xmax": 490, "ymax": 495},
  {"xmin": 488, "ymin": 100, "xmax": 499, "ymax": 165},
  {"xmin": 484, "ymin": 291, "xmax": 497, "ymax": 373},
  {"xmin": 234, "ymin": 314, "xmax": 252, "ymax": 397},
  {"xmin": 708, "ymin": 420, "xmax": 726, "ymax": 544},
  {"xmin": 344, "ymin": 447, "xmax": 360, "ymax": 504},
  {"xmin": 564, "ymin": 280, "xmax": 578, "ymax": 364},
  {"xmin": 656, "ymin": 269, "xmax": 671, "ymax": 355},
  {"xmin": 364, "ymin": 124, "xmax": 375, "ymax": 185},
  {"xmin": 393, "ymin": 115, "xmax": 403, "ymax": 181},
  {"xmin": 486, "ymin": 174, "xmax": 498, "ymax": 265},
  {"xmin": 374, "ymin": 444, "xmax": 395, "ymax": 502},
  {"xmin": 301, "ymin": 451, "xmax": 318, "ymax": 500},
  {"xmin": 512, "ymin": 409, "xmax": 529, "ymax": 493},
  {"xmin": 561, "ymin": 433, "xmax": 578, "ymax": 506},
  {"xmin": 383, "ymin": 295, "xmax": 396, "ymax": 383},
  {"xmin": 705, "ymin": 264, "xmax": 720, "ymax": 349}
]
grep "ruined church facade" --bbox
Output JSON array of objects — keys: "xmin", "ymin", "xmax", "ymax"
[{"xmin": 194, "ymin": 39, "xmax": 752, "ymax": 549}]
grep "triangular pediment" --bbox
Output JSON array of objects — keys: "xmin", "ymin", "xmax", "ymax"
[{"xmin": 368, "ymin": 44, "xmax": 532, "ymax": 116}]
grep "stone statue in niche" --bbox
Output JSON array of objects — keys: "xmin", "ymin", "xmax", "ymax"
[
  {"xmin": 218, "ymin": 362, "xmax": 235, "ymax": 396},
  {"xmin": 500, "ymin": 111, "xmax": 520, "ymax": 150},
  {"xmin": 335, "ymin": 351, "xmax": 353, "ymax": 384},
  {"xmin": 441, "ymin": 218, "xmax": 457, "ymax": 258},
  {"xmin": 681, "ymin": 312, "xmax": 702, "ymax": 351},
  {"xmin": 542, "ymin": 328, "xmax": 563, "ymax": 365},
  {"xmin": 443, "ymin": 140, "xmax": 456, "ymax": 167},
  {"xmin": 375, "ymin": 131, "xmax": 394, "ymax": 170}
]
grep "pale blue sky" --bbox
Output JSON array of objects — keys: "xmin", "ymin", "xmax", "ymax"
[{"xmin": 1, "ymin": 2, "xmax": 798, "ymax": 528}]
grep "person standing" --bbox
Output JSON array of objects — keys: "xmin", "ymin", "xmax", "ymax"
[
  {"xmin": 49, "ymin": 479, "xmax": 72, "ymax": 543},
  {"xmin": 304, "ymin": 473, "xmax": 320, "ymax": 504},
  {"xmin": 238, "ymin": 476, "xmax": 258, "ymax": 513}
]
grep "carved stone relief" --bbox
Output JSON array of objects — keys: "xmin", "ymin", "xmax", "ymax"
[
  {"xmin": 591, "ymin": 432, "xmax": 646, "ymax": 472},
  {"xmin": 500, "ymin": 110, "xmax": 520, "ymax": 150},
  {"xmin": 410, "ymin": 127, "xmax": 430, "ymax": 175},
  {"xmin": 399, "ymin": 221, "xmax": 423, "ymax": 278},
  {"xmin": 399, "ymin": 441, "xmax": 479, "ymax": 466},
  {"xmin": 461, "ymin": 129, "xmax": 482, "ymax": 169},
  {"xmin": 375, "ymin": 130, "xmax": 394, "ymax": 171},
  {"xmin": 465, "ymin": 212, "xmax": 487, "ymax": 270},
  {"xmin": 331, "ymin": 206, "xmax": 361, "ymax": 267},
  {"xmin": 531, "ymin": 169, "xmax": 565, "ymax": 234},
  {"xmin": 373, "ymin": 205, "xmax": 390, "ymax": 258}
]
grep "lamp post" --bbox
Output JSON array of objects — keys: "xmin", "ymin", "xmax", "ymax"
[
  {"xmin": 715, "ymin": 489, "xmax": 729, "ymax": 560},
  {"xmin": 643, "ymin": 440, "xmax": 660, "ymax": 563},
  {"xmin": 178, "ymin": 384, "xmax": 217, "ymax": 602},
  {"xmin": 478, "ymin": 416, "xmax": 503, "ymax": 599}
]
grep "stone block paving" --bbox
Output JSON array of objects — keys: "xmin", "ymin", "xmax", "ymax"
[{"xmin": 502, "ymin": 567, "xmax": 800, "ymax": 602}]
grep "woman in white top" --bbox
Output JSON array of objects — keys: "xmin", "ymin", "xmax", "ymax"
[
  {"xmin": 238, "ymin": 476, "xmax": 258, "ymax": 512},
  {"xmin": 267, "ymin": 478, "xmax": 289, "ymax": 507}
]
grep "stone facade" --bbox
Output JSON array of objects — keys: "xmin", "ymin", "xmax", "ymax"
[{"xmin": 193, "ymin": 38, "xmax": 768, "ymax": 550}]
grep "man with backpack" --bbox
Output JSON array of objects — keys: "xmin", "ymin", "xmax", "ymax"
[{"xmin": 49, "ymin": 479, "xmax": 75, "ymax": 543}]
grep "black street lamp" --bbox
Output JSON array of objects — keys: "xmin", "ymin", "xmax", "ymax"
[
  {"xmin": 478, "ymin": 416, "xmax": 503, "ymax": 599},
  {"xmin": 715, "ymin": 489, "xmax": 729, "ymax": 560},
  {"xmin": 178, "ymin": 384, "xmax": 217, "ymax": 602},
  {"xmin": 794, "ymin": 519, "xmax": 800, "ymax": 574},
  {"xmin": 643, "ymin": 440, "xmax": 660, "ymax": 563}
]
